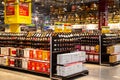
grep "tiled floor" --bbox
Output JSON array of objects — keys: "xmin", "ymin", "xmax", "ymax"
[{"xmin": 0, "ymin": 64, "xmax": 120, "ymax": 80}]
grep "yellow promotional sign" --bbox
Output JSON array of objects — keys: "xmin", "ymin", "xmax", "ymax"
[
  {"xmin": 101, "ymin": 26, "xmax": 110, "ymax": 34},
  {"xmin": 54, "ymin": 22, "xmax": 63, "ymax": 32},
  {"xmin": 54, "ymin": 22, "xmax": 72, "ymax": 32},
  {"xmin": 64, "ymin": 23, "xmax": 72, "ymax": 32},
  {"xmin": 4, "ymin": 0, "xmax": 31, "ymax": 24}
]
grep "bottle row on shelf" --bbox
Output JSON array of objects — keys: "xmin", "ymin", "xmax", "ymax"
[
  {"xmin": 101, "ymin": 34, "xmax": 119, "ymax": 46},
  {"xmin": 0, "ymin": 32, "xmax": 51, "ymax": 49},
  {"xmin": 52, "ymin": 32, "xmax": 100, "ymax": 52}
]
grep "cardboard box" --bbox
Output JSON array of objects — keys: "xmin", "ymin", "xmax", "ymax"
[
  {"xmin": 10, "ymin": 48, "xmax": 16, "ymax": 56},
  {"xmin": 107, "ymin": 46, "xmax": 114, "ymax": 54},
  {"xmin": 1, "ymin": 47, "xmax": 10, "ymax": 55},
  {"xmin": 1, "ymin": 57, "xmax": 9, "ymax": 66},
  {"xmin": 89, "ymin": 55, "xmax": 94, "ymax": 61},
  {"xmin": 15, "ymin": 59, "xmax": 22, "ymax": 68},
  {"xmin": 23, "ymin": 49, "xmax": 30, "ymax": 58},
  {"xmin": 90, "ymin": 46, "xmax": 96, "ymax": 52},
  {"xmin": 28, "ymin": 60, "xmax": 32, "ymax": 70},
  {"xmin": 71, "ymin": 52, "xmax": 79, "ymax": 62},
  {"xmin": 81, "ymin": 46, "xmax": 85, "ymax": 51},
  {"xmin": 16, "ymin": 49, "xmax": 24, "ymax": 57},
  {"xmin": 109, "ymin": 55, "xmax": 117, "ymax": 63},
  {"xmin": 22, "ymin": 59, "xmax": 28, "ymax": 69},
  {"xmin": 57, "ymin": 62, "xmax": 84, "ymax": 76},
  {"xmin": 57, "ymin": 53, "xmax": 71, "ymax": 65},
  {"xmin": 36, "ymin": 50, "xmax": 42, "ymax": 60},
  {"xmin": 35, "ymin": 62, "xmax": 40, "ymax": 71},
  {"xmin": 9, "ymin": 58, "xmax": 15, "ymax": 67},
  {"xmin": 42, "ymin": 63, "xmax": 50, "ymax": 73},
  {"xmin": 113, "ymin": 45, "xmax": 120, "ymax": 53},
  {"xmin": 42, "ymin": 50, "xmax": 50, "ymax": 61},
  {"xmin": 107, "ymin": 45, "xmax": 120, "ymax": 54},
  {"xmin": 94, "ymin": 55, "xmax": 99, "ymax": 62},
  {"xmin": 86, "ymin": 46, "xmax": 90, "ymax": 52},
  {"xmin": 57, "ymin": 51, "xmax": 86, "ymax": 65},
  {"xmin": 29, "ymin": 49, "xmax": 36, "ymax": 59}
]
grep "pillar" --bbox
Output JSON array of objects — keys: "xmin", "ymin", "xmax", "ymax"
[{"xmin": 99, "ymin": 0, "xmax": 108, "ymax": 30}]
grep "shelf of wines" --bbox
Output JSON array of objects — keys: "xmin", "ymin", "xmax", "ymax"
[
  {"xmin": 0, "ymin": 32, "xmax": 51, "ymax": 75},
  {"xmin": 101, "ymin": 33, "xmax": 120, "ymax": 66},
  {"xmin": 0, "ymin": 47, "xmax": 50, "ymax": 74},
  {"xmin": 0, "ymin": 32, "xmax": 51, "ymax": 50},
  {"xmin": 0, "ymin": 32, "xmax": 89, "ymax": 79},
  {"xmin": 74, "ymin": 32, "xmax": 100, "ymax": 63},
  {"xmin": 51, "ymin": 33, "xmax": 88, "ymax": 79},
  {"xmin": 52, "ymin": 33, "xmax": 75, "ymax": 52}
]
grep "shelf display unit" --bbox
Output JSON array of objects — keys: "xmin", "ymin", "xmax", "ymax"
[
  {"xmin": 101, "ymin": 33, "xmax": 120, "ymax": 66},
  {"xmin": 74, "ymin": 32, "xmax": 100, "ymax": 64},
  {"xmin": 0, "ymin": 32, "xmax": 89, "ymax": 80},
  {"xmin": 51, "ymin": 33, "xmax": 88, "ymax": 79},
  {"xmin": 0, "ymin": 32, "xmax": 51, "ymax": 76}
]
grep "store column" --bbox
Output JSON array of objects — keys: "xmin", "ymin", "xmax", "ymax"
[
  {"xmin": 4, "ymin": 0, "xmax": 31, "ymax": 33},
  {"xmin": 99, "ymin": 0, "xmax": 108, "ymax": 30}
]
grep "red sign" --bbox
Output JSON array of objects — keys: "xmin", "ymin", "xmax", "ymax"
[
  {"xmin": 6, "ymin": 2, "xmax": 15, "ymax": 16},
  {"xmin": 19, "ymin": 2, "xmax": 29, "ymax": 16}
]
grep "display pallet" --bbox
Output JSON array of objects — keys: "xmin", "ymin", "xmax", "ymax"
[{"xmin": 51, "ymin": 70, "xmax": 89, "ymax": 80}]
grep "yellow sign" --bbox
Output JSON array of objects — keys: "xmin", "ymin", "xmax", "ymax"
[
  {"xmin": 4, "ymin": 0, "xmax": 31, "ymax": 24},
  {"xmin": 102, "ymin": 26, "xmax": 110, "ymax": 33},
  {"xmin": 54, "ymin": 22, "xmax": 72, "ymax": 32}
]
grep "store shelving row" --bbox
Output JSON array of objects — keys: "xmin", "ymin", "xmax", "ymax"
[
  {"xmin": 1, "ymin": 32, "xmax": 120, "ymax": 79},
  {"xmin": 0, "ymin": 32, "xmax": 89, "ymax": 80}
]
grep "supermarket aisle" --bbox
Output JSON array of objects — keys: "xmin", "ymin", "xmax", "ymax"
[
  {"xmin": 0, "ymin": 64, "xmax": 120, "ymax": 80},
  {"xmin": 76, "ymin": 64, "xmax": 120, "ymax": 80},
  {"xmin": 0, "ymin": 68, "xmax": 50, "ymax": 80}
]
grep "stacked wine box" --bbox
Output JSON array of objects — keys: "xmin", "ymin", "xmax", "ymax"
[
  {"xmin": 57, "ymin": 51, "xmax": 87, "ymax": 76},
  {"xmin": 0, "ymin": 47, "xmax": 50, "ymax": 74},
  {"xmin": 107, "ymin": 44, "xmax": 120, "ymax": 63}
]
